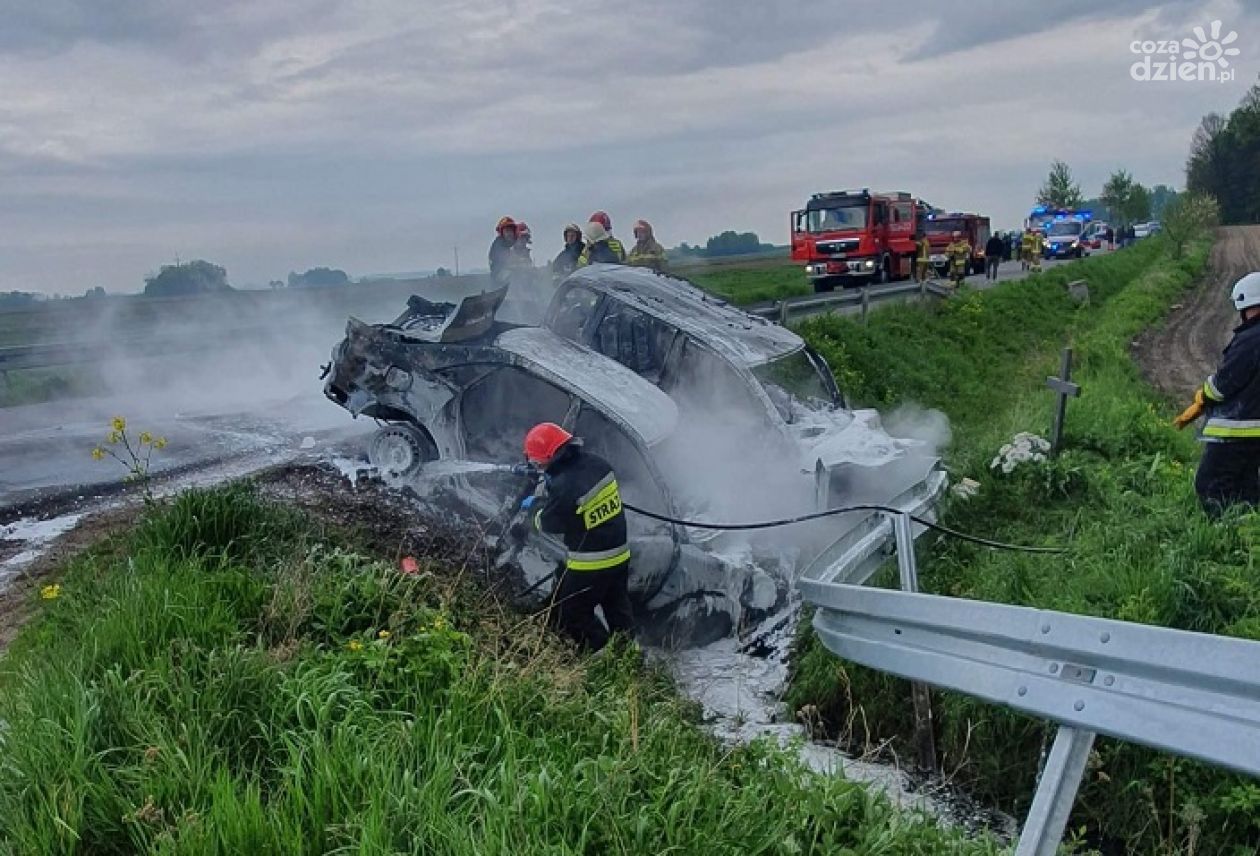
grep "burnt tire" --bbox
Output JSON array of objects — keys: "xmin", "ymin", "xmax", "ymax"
[{"xmin": 368, "ymin": 423, "xmax": 438, "ymax": 478}]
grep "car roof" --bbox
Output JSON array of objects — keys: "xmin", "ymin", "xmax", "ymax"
[
  {"xmin": 495, "ymin": 326, "xmax": 679, "ymax": 446},
  {"xmin": 562, "ymin": 264, "xmax": 803, "ymax": 367}
]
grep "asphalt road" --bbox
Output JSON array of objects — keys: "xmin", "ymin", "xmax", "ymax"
[
  {"xmin": 0, "ymin": 359, "xmax": 373, "ymax": 514},
  {"xmin": 763, "ymin": 245, "xmax": 1114, "ymax": 322}
]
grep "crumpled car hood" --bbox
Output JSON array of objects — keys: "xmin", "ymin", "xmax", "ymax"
[{"xmin": 789, "ymin": 405, "xmax": 925, "ymax": 471}]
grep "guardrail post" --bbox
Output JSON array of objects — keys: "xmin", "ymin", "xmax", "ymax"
[
  {"xmin": 892, "ymin": 513, "xmax": 938, "ymax": 773},
  {"xmin": 1015, "ymin": 726, "xmax": 1096, "ymax": 856},
  {"xmin": 919, "ymin": 276, "xmax": 927, "ymax": 303},
  {"xmin": 860, "ymin": 285, "xmax": 871, "ymax": 325},
  {"xmin": 778, "ymin": 299, "xmax": 788, "ymax": 326}
]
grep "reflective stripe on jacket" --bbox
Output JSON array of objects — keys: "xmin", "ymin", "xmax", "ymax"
[
  {"xmin": 578, "ymin": 236, "xmax": 626, "ymax": 266},
  {"xmin": 1201, "ymin": 316, "xmax": 1260, "ymax": 440},
  {"xmin": 626, "ymin": 239, "xmax": 667, "ymax": 272},
  {"xmin": 534, "ymin": 444, "xmax": 630, "ymax": 571}
]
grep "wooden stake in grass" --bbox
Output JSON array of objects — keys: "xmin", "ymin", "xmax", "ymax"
[{"xmin": 1046, "ymin": 347, "xmax": 1081, "ymax": 457}]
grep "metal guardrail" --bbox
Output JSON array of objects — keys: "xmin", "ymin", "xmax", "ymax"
[
  {"xmin": 797, "ymin": 508, "xmax": 1260, "ymax": 855},
  {"xmin": 747, "ymin": 279, "xmax": 953, "ymax": 324}
]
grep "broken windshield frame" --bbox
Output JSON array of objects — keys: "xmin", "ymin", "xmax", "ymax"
[{"xmin": 752, "ymin": 348, "xmax": 837, "ymax": 423}]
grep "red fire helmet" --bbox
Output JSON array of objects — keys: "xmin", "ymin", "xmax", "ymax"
[{"xmin": 524, "ymin": 422, "xmax": 573, "ymax": 466}]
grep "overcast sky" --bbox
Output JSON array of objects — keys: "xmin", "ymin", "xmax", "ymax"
[{"xmin": 2, "ymin": 0, "xmax": 1256, "ymax": 294}]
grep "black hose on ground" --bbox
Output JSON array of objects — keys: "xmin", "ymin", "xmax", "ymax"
[{"xmin": 622, "ymin": 502, "xmax": 1067, "ymax": 555}]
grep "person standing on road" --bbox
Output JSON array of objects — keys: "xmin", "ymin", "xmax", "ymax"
[
  {"xmin": 985, "ymin": 232, "xmax": 1005, "ymax": 281},
  {"xmin": 552, "ymin": 224, "xmax": 585, "ymax": 281},
  {"xmin": 915, "ymin": 231, "xmax": 932, "ymax": 283},
  {"xmin": 945, "ymin": 230, "xmax": 971, "ymax": 287},
  {"xmin": 489, "ymin": 216, "xmax": 518, "ymax": 287},
  {"xmin": 1030, "ymin": 229, "xmax": 1045, "ymax": 272},
  {"xmin": 626, "ymin": 219, "xmax": 667, "ymax": 272},
  {"xmin": 1174, "ymin": 272, "xmax": 1260, "ymax": 517},
  {"xmin": 1105, "ymin": 224, "xmax": 1115, "ymax": 251},
  {"xmin": 518, "ymin": 422, "xmax": 634, "ymax": 651},
  {"xmin": 578, "ymin": 211, "xmax": 626, "ymax": 264}
]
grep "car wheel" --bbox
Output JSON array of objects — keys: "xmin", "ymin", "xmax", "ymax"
[
  {"xmin": 813, "ymin": 278, "xmax": 836, "ymax": 293},
  {"xmin": 368, "ymin": 423, "xmax": 438, "ymax": 478}
]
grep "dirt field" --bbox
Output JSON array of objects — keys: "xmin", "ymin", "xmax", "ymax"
[{"xmin": 1134, "ymin": 226, "xmax": 1260, "ymax": 398}]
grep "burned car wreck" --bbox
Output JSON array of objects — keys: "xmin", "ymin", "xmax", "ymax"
[{"xmin": 324, "ymin": 265, "xmax": 945, "ymax": 646}]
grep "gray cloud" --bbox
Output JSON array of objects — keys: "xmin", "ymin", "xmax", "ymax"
[{"xmin": 0, "ymin": 0, "xmax": 1254, "ymax": 293}]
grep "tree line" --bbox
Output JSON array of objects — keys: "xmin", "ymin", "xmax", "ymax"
[
  {"xmin": 1186, "ymin": 83, "xmax": 1260, "ymax": 224},
  {"xmin": 1035, "ymin": 159, "xmax": 1176, "ymax": 226}
]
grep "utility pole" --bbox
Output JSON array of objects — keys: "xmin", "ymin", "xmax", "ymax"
[{"xmin": 454, "ymin": 245, "xmax": 460, "ymax": 278}]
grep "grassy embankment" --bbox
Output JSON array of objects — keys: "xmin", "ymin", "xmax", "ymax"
[
  {"xmin": 681, "ymin": 257, "xmax": 811, "ymax": 306},
  {"xmin": 0, "ymin": 484, "xmax": 1003, "ymax": 854},
  {"xmin": 788, "ymin": 237, "xmax": 1260, "ymax": 854}
]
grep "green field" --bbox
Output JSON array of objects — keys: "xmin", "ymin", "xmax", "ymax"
[
  {"xmin": 788, "ymin": 235, "xmax": 1260, "ymax": 854},
  {"xmin": 0, "ymin": 484, "xmax": 1001, "ymax": 854},
  {"xmin": 676, "ymin": 256, "xmax": 810, "ymax": 305}
]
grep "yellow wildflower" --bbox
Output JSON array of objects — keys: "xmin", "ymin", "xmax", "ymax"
[
  {"xmin": 111, "ymin": 416, "xmax": 126, "ymax": 432},
  {"xmin": 91, "ymin": 447, "xmax": 105, "ymax": 461},
  {"xmin": 377, "ymin": 630, "xmax": 391, "ymax": 639},
  {"xmin": 154, "ymin": 437, "xmax": 168, "ymax": 450},
  {"xmin": 433, "ymin": 614, "xmax": 449, "ymax": 631},
  {"xmin": 107, "ymin": 431, "xmax": 122, "ymax": 445},
  {"xmin": 346, "ymin": 639, "xmax": 363, "ymax": 652},
  {"xmin": 139, "ymin": 432, "xmax": 153, "ymax": 445},
  {"xmin": 40, "ymin": 584, "xmax": 61, "ymax": 601}
]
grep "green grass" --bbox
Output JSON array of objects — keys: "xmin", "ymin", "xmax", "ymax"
[
  {"xmin": 0, "ymin": 365, "xmax": 102, "ymax": 407},
  {"xmin": 0, "ymin": 483, "xmax": 1001, "ymax": 855},
  {"xmin": 682, "ymin": 258, "xmax": 811, "ymax": 305},
  {"xmin": 789, "ymin": 237, "xmax": 1260, "ymax": 854}
]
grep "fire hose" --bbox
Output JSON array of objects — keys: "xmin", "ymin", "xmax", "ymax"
[
  {"xmin": 512, "ymin": 501, "xmax": 1066, "ymax": 602},
  {"xmin": 621, "ymin": 502, "xmax": 1068, "ymax": 554}
]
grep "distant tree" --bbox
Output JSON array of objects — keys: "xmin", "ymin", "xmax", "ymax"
[
  {"xmin": 269, "ymin": 279, "xmax": 285, "ymax": 290},
  {"xmin": 83, "ymin": 286, "xmax": 107, "ymax": 299},
  {"xmin": 434, "ymin": 267, "xmax": 451, "ymax": 278},
  {"xmin": 0, "ymin": 291, "xmax": 41, "ymax": 310},
  {"xmin": 144, "ymin": 260, "xmax": 231, "ymax": 297},
  {"xmin": 1124, "ymin": 183, "xmax": 1153, "ymax": 224},
  {"xmin": 704, "ymin": 231, "xmax": 765, "ymax": 257},
  {"xmin": 1037, "ymin": 160, "xmax": 1084, "ymax": 209},
  {"xmin": 1079, "ymin": 196, "xmax": 1112, "ymax": 222},
  {"xmin": 1100, "ymin": 169, "xmax": 1135, "ymax": 223},
  {"xmin": 1162, "ymin": 193, "xmax": 1220, "ymax": 259},
  {"xmin": 1149, "ymin": 184, "xmax": 1179, "ymax": 220},
  {"xmin": 1185, "ymin": 85, "xmax": 1260, "ymax": 223},
  {"xmin": 287, "ymin": 267, "xmax": 350, "ymax": 288}
]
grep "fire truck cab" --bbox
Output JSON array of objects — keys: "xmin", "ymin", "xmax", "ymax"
[
  {"xmin": 791, "ymin": 190, "xmax": 929, "ymax": 293},
  {"xmin": 921, "ymin": 212, "xmax": 992, "ymax": 276}
]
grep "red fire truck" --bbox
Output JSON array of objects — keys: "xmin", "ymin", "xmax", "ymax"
[
  {"xmin": 921, "ymin": 212, "xmax": 992, "ymax": 276},
  {"xmin": 790, "ymin": 190, "xmax": 932, "ymax": 292}
]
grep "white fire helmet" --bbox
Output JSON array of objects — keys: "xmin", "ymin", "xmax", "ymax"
[{"xmin": 1231, "ymin": 272, "xmax": 1260, "ymax": 312}]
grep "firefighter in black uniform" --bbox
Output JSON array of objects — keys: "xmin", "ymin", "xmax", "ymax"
[
  {"xmin": 519, "ymin": 422, "xmax": 634, "ymax": 650},
  {"xmin": 1174, "ymin": 272, "xmax": 1260, "ymax": 517}
]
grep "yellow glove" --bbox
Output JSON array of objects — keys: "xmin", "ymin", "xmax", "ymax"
[
  {"xmin": 1173, "ymin": 401, "xmax": 1203, "ymax": 429},
  {"xmin": 1173, "ymin": 389, "xmax": 1208, "ymax": 430}
]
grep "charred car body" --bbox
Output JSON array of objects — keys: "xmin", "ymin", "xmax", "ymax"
[{"xmin": 324, "ymin": 265, "xmax": 945, "ymax": 645}]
